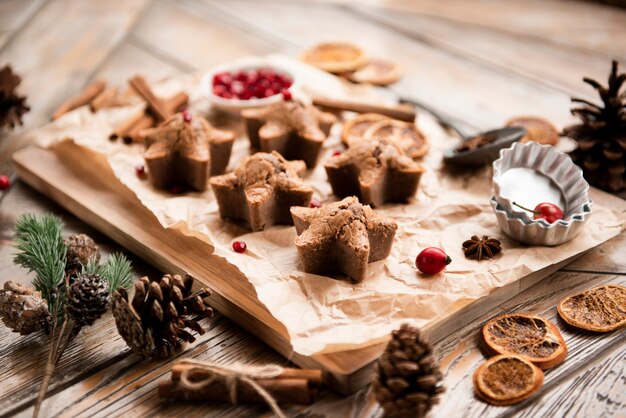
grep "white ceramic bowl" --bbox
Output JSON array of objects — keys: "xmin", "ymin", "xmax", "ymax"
[
  {"xmin": 493, "ymin": 141, "xmax": 591, "ymax": 224},
  {"xmin": 201, "ymin": 58, "xmax": 299, "ymax": 113}
]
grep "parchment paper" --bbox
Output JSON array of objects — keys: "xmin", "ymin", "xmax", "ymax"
[{"xmin": 32, "ymin": 55, "xmax": 626, "ymax": 356}]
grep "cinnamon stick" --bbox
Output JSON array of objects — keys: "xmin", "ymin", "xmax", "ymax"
[
  {"xmin": 90, "ymin": 87, "xmax": 133, "ymax": 112},
  {"xmin": 312, "ymin": 96, "xmax": 416, "ymax": 122},
  {"xmin": 110, "ymin": 92, "xmax": 188, "ymax": 142},
  {"xmin": 129, "ymin": 75, "xmax": 173, "ymax": 121},
  {"xmin": 159, "ymin": 364, "xmax": 322, "ymax": 405},
  {"xmin": 52, "ymin": 80, "xmax": 107, "ymax": 120}
]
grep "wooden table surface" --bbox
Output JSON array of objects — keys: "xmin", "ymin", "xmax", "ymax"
[{"xmin": 1, "ymin": 1, "xmax": 625, "ymax": 417}]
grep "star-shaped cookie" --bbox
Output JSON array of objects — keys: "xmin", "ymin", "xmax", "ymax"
[
  {"xmin": 210, "ymin": 151, "xmax": 314, "ymax": 231},
  {"xmin": 241, "ymin": 100, "xmax": 336, "ymax": 168},
  {"xmin": 142, "ymin": 112, "xmax": 235, "ymax": 191},
  {"xmin": 291, "ymin": 196, "xmax": 397, "ymax": 282},
  {"xmin": 325, "ymin": 138, "xmax": 425, "ymax": 206}
]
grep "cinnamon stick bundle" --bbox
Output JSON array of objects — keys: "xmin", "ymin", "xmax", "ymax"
[
  {"xmin": 129, "ymin": 75, "xmax": 173, "ymax": 121},
  {"xmin": 110, "ymin": 92, "xmax": 188, "ymax": 143},
  {"xmin": 158, "ymin": 362, "xmax": 322, "ymax": 405},
  {"xmin": 52, "ymin": 80, "xmax": 107, "ymax": 120}
]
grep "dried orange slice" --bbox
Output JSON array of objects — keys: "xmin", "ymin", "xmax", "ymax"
[
  {"xmin": 473, "ymin": 355, "xmax": 544, "ymax": 406},
  {"xmin": 341, "ymin": 113, "xmax": 389, "ymax": 146},
  {"xmin": 300, "ymin": 42, "xmax": 367, "ymax": 74},
  {"xmin": 346, "ymin": 58, "xmax": 403, "ymax": 86},
  {"xmin": 557, "ymin": 284, "xmax": 626, "ymax": 332},
  {"xmin": 505, "ymin": 116, "xmax": 559, "ymax": 145},
  {"xmin": 482, "ymin": 313, "xmax": 567, "ymax": 369},
  {"xmin": 364, "ymin": 119, "xmax": 429, "ymax": 159}
]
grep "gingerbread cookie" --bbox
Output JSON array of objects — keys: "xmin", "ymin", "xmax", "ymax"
[
  {"xmin": 210, "ymin": 151, "xmax": 313, "ymax": 231},
  {"xmin": 291, "ymin": 196, "xmax": 397, "ymax": 281},
  {"xmin": 241, "ymin": 100, "xmax": 336, "ymax": 168},
  {"xmin": 142, "ymin": 112, "xmax": 235, "ymax": 191}
]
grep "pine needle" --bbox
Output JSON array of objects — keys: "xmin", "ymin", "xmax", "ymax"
[
  {"xmin": 83, "ymin": 252, "xmax": 133, "ymax": 293},
  {"xmin": 13, "ymin": 214, "xmax": 66, "ymax": 307}
]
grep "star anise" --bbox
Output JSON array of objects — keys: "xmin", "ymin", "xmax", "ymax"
[{"xmin": 462, "ymin": 235, "xmax": 502, "ymax": 261}]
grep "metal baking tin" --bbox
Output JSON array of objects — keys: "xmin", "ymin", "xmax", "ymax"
[
  {"xmin": 493, "ymin": 141, "xmax": 591, "ymax": 223},
  {"xmin": 490, "ymin": 196, "xmax": 592, "ymax": 246}
]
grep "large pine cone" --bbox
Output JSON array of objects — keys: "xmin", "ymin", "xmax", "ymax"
[
  {"xmin": 0, "ymin": 281, "xmax": 50, "ymax": 335},
  {"xmin": 112, "ymin": 274, "xmax": 212, "ymax": 358},
  {"xmin": 373, "ymin": 324, "xmax": 445, "ymax": 418},
  {"xmin": 66, "ymin": 273, "xmax": 110, "ymax": 325},
  {"xmin": 564, "ymin": 60, "xmax": 626, "ymax": 192},
  {"xmin": 64, "ymin": 234, "xmax": 101, "ymax": 279},
  {"xmin": 0, "ymin": 65, "xmax": 29, "ymax": 130}
]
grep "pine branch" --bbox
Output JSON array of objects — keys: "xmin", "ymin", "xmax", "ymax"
[{"xmin": 13, "ymin": 214, "xmax": 66, "ymax": 307}]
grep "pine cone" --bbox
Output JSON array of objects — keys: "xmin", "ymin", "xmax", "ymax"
[
  {"xmin": 0, "ymin": 281, "xmax": 50, "ymax": 335},
  {"xmin": 112, "ymin": 274, "xmax": 212, "ymax": 358},
  {"xmin": 373, "ymin": 324, "xmax": 445, "ymax": 418},
  {"xmin": 64, "ymin": 233, "xmax": 100, "ymax": 279},
  {"xmin": 564, "ymin": 60, "xmax": 626, "ymax": 192},
  {"xmin": 0, "ymin": 65, "xmax": 29, "ymax": 130},
  {"xmin": 66, "ymin": 273, "xmax": 109, "ymax": 325}
]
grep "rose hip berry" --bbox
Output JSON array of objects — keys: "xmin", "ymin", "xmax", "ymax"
[
  {"xmin": 232, "ymin": 241, "xmax": 247, "ymax": 253},
  {"xmin": 310, "ymin": 198, "xmax": 321, "ymax": 208},
  {"xmin": 212, "ymin": 67, "xmax": 292, "ymax": 100},
  {"xmin": 416, "ymin": 247, "xmax": 451, "ymax": 275},
  {"xmin": 182, "ymin": 110, "xmax": 193, "ymax": 123},
  {"xmin": 135, "ymin": 165, "xmax": 146, "ymax": 178},
  {"xmin": 281, "ymin": 89, "xmax": 292, "ymax": 101},
  {"xmin": 332, "ymin": 151, "xmax": 342, "ymax": 157},
  {"xmin": 0, "ymin": 175, "xmax": 10, "ymax": 190},
  {"xmin": 513, "ymin": 201, "xmax": 564, "ymax": 224}
]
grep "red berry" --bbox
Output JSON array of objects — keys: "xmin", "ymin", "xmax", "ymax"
[
  {"xmin": 135, "ymin": 165, "xmax": 146, "ymax": 178},
  {"xmin": 310, "ymin": 198, "xmax": 321, "ymax": 208},
  {"xmin": 169, "ymin": 185, "xmax": 183, "ymax": 194},
  {"xmin": 0, "ymin": 175, "xmax": 10, "ymax": 190},
  {"xmin": 281, "ymin": 89, "xmax": 292, "ymax": 101},
  {"xmin": 232, "ymin": 241, "xmax": 247, "ymax": 253},
  {"xmin": 213, "ymin": 85, "xmax": 228, "ymax": 97},
  {"xmin": 415, "ymin": 247, "xmax": 451, "ymax": 275},
  {"xmin": 235, "ymin": 71, "xmax": 247, "ymax": 82},
  {"xmin": 182, "ymin": 110, "xmax": 192, "ymax": 123},
  {"xmin": 513, "ymin": 202, "xmax": 564, "ymax": 224},
  {"xmin": 213, "ymin": 72, "xmax": 232, "ymax": 86},
  {"xmin": 332, "ymin": 151, "xmax": 342, "ymax": 157}
]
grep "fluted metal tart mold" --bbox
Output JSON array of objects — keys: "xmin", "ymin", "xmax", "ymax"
[{"xmin": 493, "ymin": 141, "xmax": 591, "ymax": 224}]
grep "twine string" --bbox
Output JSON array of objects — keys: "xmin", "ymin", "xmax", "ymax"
[{"xmin": 177, "ymin": 359, "xmax": 287, "ymax": 418}]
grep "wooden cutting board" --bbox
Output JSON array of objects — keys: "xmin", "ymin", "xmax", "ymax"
[{"xmin": 12, "ymin": 141, "xmax": 625, "ymax": 394}]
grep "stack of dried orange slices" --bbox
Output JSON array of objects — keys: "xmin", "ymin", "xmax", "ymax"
[
  {"xmin": 300, "ymin": 42, "xmax": 403, "ymax": 86},
  {"xmin": 341, "ymin": 113, "xmax": 429, "ymax": 159},
  {"xmin": 473, "ymin": 283, "xmax": 626, "ymax": 407}
]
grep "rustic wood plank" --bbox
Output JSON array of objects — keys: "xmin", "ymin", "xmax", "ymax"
[
  {"xmin": 337, "ymin": 0, "xmax": 626, "ymax": 58},
  {"xmin": 131, "ymin": 0, "xmax": 276, "ymax": 72},
  {"xmin": 202, "ymin": 0, "xmax": 574, "ymax": 133},
  {"xmin": 0, "ymin": 0, "xmax": 150, "ymax": 166},
  {"xmin": 350, "ymin": 5, "xmax": 625, "ymax": 100},
  {"xmin": 0, "ymin": 0, "xmax": 45, "ymax": 49}
]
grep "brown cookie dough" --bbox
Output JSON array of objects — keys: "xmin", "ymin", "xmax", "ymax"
[
  {"xmin": 210, "ymin": 151, "xmax": 313, "ymax": 231},
  {"xmin": 291, "ymin": 196, "xmax": 397, "ymax": 282}
]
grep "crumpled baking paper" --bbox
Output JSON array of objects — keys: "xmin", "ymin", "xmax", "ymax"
[{"xmin": 31, "ymin": 55, "xmax": 626, "ymax": 356}]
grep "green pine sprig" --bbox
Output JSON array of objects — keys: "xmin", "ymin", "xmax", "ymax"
[
  {"xmin": 13, "ymin": 213, "xmax": 67, "ymax": 307},
  {"xmin": 82, "ymin": 252, "xmax": 133, "ymax": 293}
]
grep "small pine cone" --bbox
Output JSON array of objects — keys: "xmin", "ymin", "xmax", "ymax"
[
  {"xmin": 64, "ymin": 234, "xmax": 101, "ymax": 278},
  {"xmin": 112, "ymin": 274, "xmax": 212, "ymax": 358},
  {"xmin": 0, "ymin": 281, "xmax": 50, "ymax": 335},
  {"xmin": 0, "ymin": 65, "xmax": 30, "ymax": 130},
  {"xmin": 373, "ymin": 324, "xmax": 445, "ymax": 418},
  {"xmin": 66, "ymin": 273, "xmax": 109, "ymax": 325}
]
